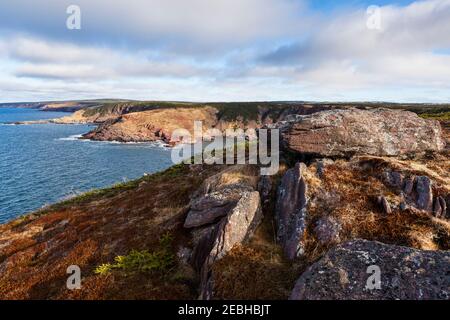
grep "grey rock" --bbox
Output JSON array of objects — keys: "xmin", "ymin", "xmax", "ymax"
[
  {"xmin": 197, "ymin": 191, "xmax": 262, "ymax": 299},
  {"xmin": 275, "ymin": 163, "xmax": 309, "ymax": 260},
  {"xmin": 314, "ymin": 216, "xmax": 342, "ymax": 245},
  {"xmin": 434, "ymin": 198, "xmax": 444, "ymax": 218},
  {"xmin": 415, "ymin": 176, "xmax": 433, "ymax": 212},
  {"xmin": 441, "ymin": 197, "xmax": 448, "ymax": 219},
  {"xmin": 290, "ymin": 239, "xmax": 450, "ymax": 300},
  {"xmin": 258, "ymin": 175, "xmax": 273, "ymax": 205},
  {"xmin": 206, "ymin": 191, "xmax": 262, "ymax": 263},
  {"xmin": 383, "ymin": 171, "xmax": 404, "ymax": 189},
  {"xmin": 184, "ymin": 184, "xmax": 252, "ymax": 228},
  {"xmin": 403, "ymin": 176, "xmax": 416, "ymax": 195},
  {"xmin": 177, "ymin": 246, "xmax": 193, "ymax": 265},
  {"xmin": 399, "ymin": 201, "xmax": 408, "ymax": 211},
  {"xmin": 433, "ymin": 196, "xmax": 447, "ymax": 219},
  {"xmin": 316, "ymin": 159, "xmax": 334, "ymax": 178},
  {"xmin": 185, "ymin": 199, "xmax": 236, "ymax": 229}
]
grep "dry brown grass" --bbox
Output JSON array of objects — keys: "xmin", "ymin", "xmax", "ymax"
[
  {"xmin": 210, "ymin": 162, "xmax": 302, "ymax": 300},
  {"xmin": 0, "ymin": 164, "xmax": 220, "ymax": 300},
  {"xmin": 212, "ymin": 245, "xmax": 298, "ymax": 300},
  {"xmin": 217, "ymin": 165, "xmax": 260, "ymax": 189},
  {"xmin": 301, "ymin": 156, "xmax": 450, "ymax": 264}
]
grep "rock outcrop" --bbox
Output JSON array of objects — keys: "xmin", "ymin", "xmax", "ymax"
[
  {"xmin": 275, "ymin": 163, "xmax": 309, "ymax": 260},
  {"xmin": 82, "ymin": 107, "xmax": 219, "ymax": 144},
  {"xmin": 79, "ymin": 103, "xmax": 337, "ymax": 144},
  {"xmin": 290, "ymin": 239, "xmax": 450, "ymax": 300},
  {"xmin": 196, "ymin": 191, "xmax": 261, "ymax": 299},
  {"xmin": 381, "ymin": 168, "xmax": 449, "ymax": 218},
  {"xmin": 184, "ymin": 185, "xmax": 251, "ymax": 228},
  {"xmin": 184, "ymin": 166, "xmax": 263, "ymax": 299},
  {"xmin": 280, "ymin": 108, "xmax": 445, "ymax": 157}
]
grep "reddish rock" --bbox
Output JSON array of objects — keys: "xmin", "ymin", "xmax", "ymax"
[{"xmin": 281, "ymin": 109, "xmax": 445, "ymax": 157}]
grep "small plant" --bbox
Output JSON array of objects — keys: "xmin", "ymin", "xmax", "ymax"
[
  {"xmin": 94, "ymin": 233, "xmax": 175, "ymax": 276},
  {"xmin": 94, "ymin": 263, "xmax": 113, "ymax": 275}
]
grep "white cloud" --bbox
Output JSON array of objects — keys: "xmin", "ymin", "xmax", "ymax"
[
  {"xmin": 0, "ymin": 0, "xmax": 307, "ymax": 53},
  {"xmin": 258, "ymin": 0, "xmax": 450, "ymax": 96},
  {"xmin": 0, "ymin": 0, "xmax": 450, "ymax": 102},
  {"xmin": 1, "ymin": 37, "xmax": 212, "ymax": 80}
]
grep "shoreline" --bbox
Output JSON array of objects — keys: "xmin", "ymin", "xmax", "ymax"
[{"xmin": 5, "ymin": 118, "xmax": 176, "ymax": 147}]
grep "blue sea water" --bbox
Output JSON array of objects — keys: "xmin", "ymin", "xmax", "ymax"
[{"xmin": 0, "ymin": 108, "xmax": 173, "ymax": 224}]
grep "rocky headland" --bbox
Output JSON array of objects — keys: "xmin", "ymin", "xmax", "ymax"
[{"xmin": 0, "ymin": 105, "xmax": 449, "ymax": 300}]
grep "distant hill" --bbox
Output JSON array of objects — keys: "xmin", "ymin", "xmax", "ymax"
[{"xmin": 0, "ymin": 99, "xmax": 134, "ymax": 112}]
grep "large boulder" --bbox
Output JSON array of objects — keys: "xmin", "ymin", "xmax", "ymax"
[
  {"xmin": 290, "ymin": 239, "xmax": 450, "ymax": 300},
  {"xmin": 184, "ymin": 165, "xmax": 263, "ymax": 299},
  {"xmin": 184, "ymin": 185, "xmax": 252, "ymax": 228},
  {"xmin": 195, "ymin": 191, "xmax": 262, "ymax": 299},
  {"xmin": 280, "ymin": 108, "xmax": 445, "ymax": 157},
  {"xmin": 275, "ymin": 163, "xmax": 309, "ymax": 260}
]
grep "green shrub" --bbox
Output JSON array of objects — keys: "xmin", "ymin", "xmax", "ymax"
[
  {"xmin": 419, "ymin": 112, "xmax": 450, "ymax": 121},
  {"xmin": 94, "ymin": 234, "xmax": 175, "ymax": 276}
]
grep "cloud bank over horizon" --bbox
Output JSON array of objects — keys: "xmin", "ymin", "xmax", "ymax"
[{"xmin": 0, "ymin": 0, "xmax": 449, "ymax": 103}]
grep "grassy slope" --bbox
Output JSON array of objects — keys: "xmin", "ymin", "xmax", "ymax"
[{"xmin": 0, "ymin": 164, "xmax": 219, "ymax": 299}]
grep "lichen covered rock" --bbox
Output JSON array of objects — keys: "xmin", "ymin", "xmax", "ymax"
[
  {"xmin": 281, "ymin": 109, "xmax": 445, "ymax": 157},
  {"xmin": 275, "ymin": 163, "xmax": 309, "ymax": 260},
  {"xmin": 290, "ymin": 239, "xmax": 450, "ymax": 300}
]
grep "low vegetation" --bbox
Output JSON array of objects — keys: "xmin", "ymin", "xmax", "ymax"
[
  {"xmin": 419, "ymin": 111, "xmax": 450, "ymax": 121},
  {"xmin": 95, "ymin": 233, "xmax": 175, "ymax": 275},
  {"xmin": 0, "ymin": 162, "xmax": 219, "ymax": 299},
  {"xmin": 301, "ymin": 156, "xmax": 450, "ymax": 264},
  {"xmin": 41, "ymin": 164, "xmax": 187, "ymax": 212}
]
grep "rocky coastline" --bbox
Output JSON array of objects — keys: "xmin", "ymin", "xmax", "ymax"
[{"xmin": 0, "ymin": 105, "xmax": 449, "ymax": 300}]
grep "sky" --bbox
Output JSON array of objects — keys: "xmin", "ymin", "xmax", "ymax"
[{"xmin": 0, "ymin": 0, "xmax": 449, "ymax": 103}]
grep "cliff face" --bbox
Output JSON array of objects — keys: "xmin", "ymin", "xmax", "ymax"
[
  {"xmin": 0, "ymin": 108, "xmax": 449, "ymax": 300},
  {"xmin": 75, "ymin": 103, "xmax": 341, "ymax": 143},
  {"xmin": 48, "ymin": 101, "xmax": 450, "ymax": 145},
  {"xmin": 82, "ymin": 107, "xmax": 219, "ymax": 143}
]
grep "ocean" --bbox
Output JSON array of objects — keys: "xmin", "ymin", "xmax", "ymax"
[{"xmin": 0, "ymin": 108, "xmax": 173, "ymax": 224}]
